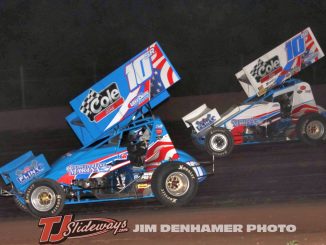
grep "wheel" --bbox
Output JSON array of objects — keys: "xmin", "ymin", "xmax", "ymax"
[
  {"xmin": 191, "ymin": 131, "xmax": 206, "ymax": 151},
  {"xmin": 13, "ymin": 196, "xmax": 28, "ymax": 212},
  {"xmin": 151, "ymin": 162, "xmax": 198, "ymax": 207},
  {"xmin": 296, "ymin": 113, "xmax": 326, "ymax": 145},
  {"xmin": 25, "ymin": 179, "xmax": 66, "ymax": 218},
  {"xmin": 205, "ymin": 127, "xmax": 234, "ymax": 157}
]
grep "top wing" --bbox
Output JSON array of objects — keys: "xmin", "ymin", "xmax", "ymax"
[
  {"xmin": 66, "ymin": 42, "xmax": 180, "ymax": 147},
  {"xmin": 236, "ymin": 27, "xmax": 324, "ymax": 97}
]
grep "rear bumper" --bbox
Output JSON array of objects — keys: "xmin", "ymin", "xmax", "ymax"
[
  {"xmin": 0, "ymin": 173, "xmax": 14, "ymax": 196},
  {"xmin": 0, "ymin": 189, "xmax": 13, "ymax": 197},
  {"xmin": 0, "ymin": 183, "xmax": 13, "ymax": 197}
]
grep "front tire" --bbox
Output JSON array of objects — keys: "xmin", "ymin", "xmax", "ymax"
[
  {"xmin": 296, "ymin": 113, "xmax": 326, "ymax": 145},
  {"xmin": 151, "ymin": 162, "xmax": 198, "ymax": 207},
  {"xmin": 205, "ymin": 127, "xmax": 234, "ymax": 157},
  {"xmin": 25, "ymin": 179, "xmax": 66, "ymax": 218}
]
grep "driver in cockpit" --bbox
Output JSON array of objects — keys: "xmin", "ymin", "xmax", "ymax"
[
  {"xmin": 127, "ymin": 127, "xmax": 150, "ymax": 167},
  {"xmin": 116, "ymin": 127, "xmax": 150, "ymax": 192}
]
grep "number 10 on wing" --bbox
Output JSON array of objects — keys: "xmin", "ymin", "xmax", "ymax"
[
  {"xmin": 125, "ymin": 50, "xmax": 153, "ymax": 91},
  {"xmin": 285, "ymin": 34, "xmax": 305, "ymax": 61}
]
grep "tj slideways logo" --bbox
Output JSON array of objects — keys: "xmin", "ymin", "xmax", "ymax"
[{"xmin": 38, "ymin": 214, "xmax": 128, "ymax": 244}]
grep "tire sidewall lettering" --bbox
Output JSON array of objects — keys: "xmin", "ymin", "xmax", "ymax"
[
  {"xmin": 25, "ymin": 179, "xmax": 65, "ymax": 217},
  {"xmin": 178, "ymin": 165, "xmax": 196, "ymax": 180},
  {"xmin": 152, "ymin": 162, "xmax": 198, "ymax": 207}
]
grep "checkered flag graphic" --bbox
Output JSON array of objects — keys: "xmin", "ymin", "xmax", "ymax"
[
  {"xmin": 250, "ymin": 59, "xmax": 265, "ymax": 81},
  {"xmin": 80, "ymin": 89, "xmax": 100, "ymax": 121}
]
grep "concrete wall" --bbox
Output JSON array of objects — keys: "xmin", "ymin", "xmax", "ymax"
[{"xmin": 1, "ymin": 84, "xmax": 326, "ymax": 132}]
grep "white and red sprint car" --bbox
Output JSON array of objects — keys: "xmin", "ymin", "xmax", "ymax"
[{"xmin": 183, "ymin": 27, "xmax": 326, "ymax": 158}]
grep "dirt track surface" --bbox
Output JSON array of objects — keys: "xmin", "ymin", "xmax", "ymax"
[
  {"xmin": 0, "ymin": 201, "xmax": 326, "ymax": 245},
  {"xmin": 0, "ymin": 122, "xmax": 326, "ymax": 244}
]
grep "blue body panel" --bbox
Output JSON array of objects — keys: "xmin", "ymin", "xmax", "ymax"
[{"xmin": 0, "ymin": 152, "xmax": 50, "ymax": 192}]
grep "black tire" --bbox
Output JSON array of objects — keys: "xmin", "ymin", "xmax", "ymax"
[
  {"xmin": 151, "ymin": 162, "xmax": 198, "ymax": 207},
  {"xmin": 296, "ymin": 113, "xmax": 326, "ymax": 145},
  {"xmin": 25, "ymin": 179, "xmax": 66, "ymax": 218},
  {"xmin": 13, "ymin": 196, "xmax": 28, "ymax": 212},
  {"xmin": 205, "ymin": 127, "xmax": 234, "ymax": 157}
]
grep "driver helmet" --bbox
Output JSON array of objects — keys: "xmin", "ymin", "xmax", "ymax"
[{"xmin": 128, "ymin": 127, "xmax": 144, "ymax": 143}]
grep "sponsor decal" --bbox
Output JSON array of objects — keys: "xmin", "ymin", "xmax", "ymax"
[
  {"xmin": 250, "ymin": 56, "xmax": 282, "ymax": 83},
  {"xmin": 38, "ymin": 214, "xmax": 128, "ymax": 244},
  {"xmin": 231, "ymin": 118, "xmax": 264, "ymax": 127},
  {"xmin": 258, "ymin": 85, "xmax": 268, "ymax": 96},
  {"xmin": 297, "ymin": 85, "xmax": 311, "ymax": 94},
  {"xmin": 128, "ymin": 91, "xmax": 150, "ymax": 108},
  {"xmin": 155, "ymin": 124, "xmax": 163, "ymax": 139},
  {"xmin": 195, "ymin": 114, "xmax": 217, "ymax": 131},
  {"xmin": 80, "ymin": 82, "xmax": 124, "ymax": 122},
  {"xmin": 15, "ymin": 161, "xmax": 44, "ymax": 184},
  {"xmin": 118, "ymin": 152, "xmax": 128, "ymax": 160},
  {"xmin": 66, "ymin": 163, "xmax": 111, "ymax": 176},
  {"xmin": 155, "ymin": 124, "xmax": 163, "ymax": 135},
  {"xmin": 140, "ymin": 172, "xmax": 153, "ymax": 180},
  {"xmin": 137, "ymin": 183, "xmax": 150, "ymax": 189}
]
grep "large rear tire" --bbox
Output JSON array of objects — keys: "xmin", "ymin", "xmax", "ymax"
[
  {"xmin": 151, "ymin": 162, "xmax": 198, "ymax": 207},
  {"xmin": 25, "ymin": 179, "xmax": 66, "ymax": 218},
  {"xmin": 205, "ymin": 127, "xmax": 234, "ymax": 157},
  {"xmin": 296, "ymin": 113, "xmax": 326, "ymax": 145},
  {"xmin": 13, "ymin": 196, "xmax": 28, "ymax": 212}
]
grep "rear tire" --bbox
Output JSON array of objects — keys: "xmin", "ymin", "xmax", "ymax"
[
  {"xmin": 205, "ymin": 127, "xmax": 234, "ymax": 157},
  {"xmin": 13, "ymin": 196, "xmax": 28, "ymax": 212},
  {"xmin": 151, "ymin": 162, "xmax": 198, "ymax": 207},
  {"xmin": 296, "ymin": 113, "xmax": 326, "ymax": 145},
  {"xmin": 25, "ymin": 179, "xmax": 66, "ymax": 218}
]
